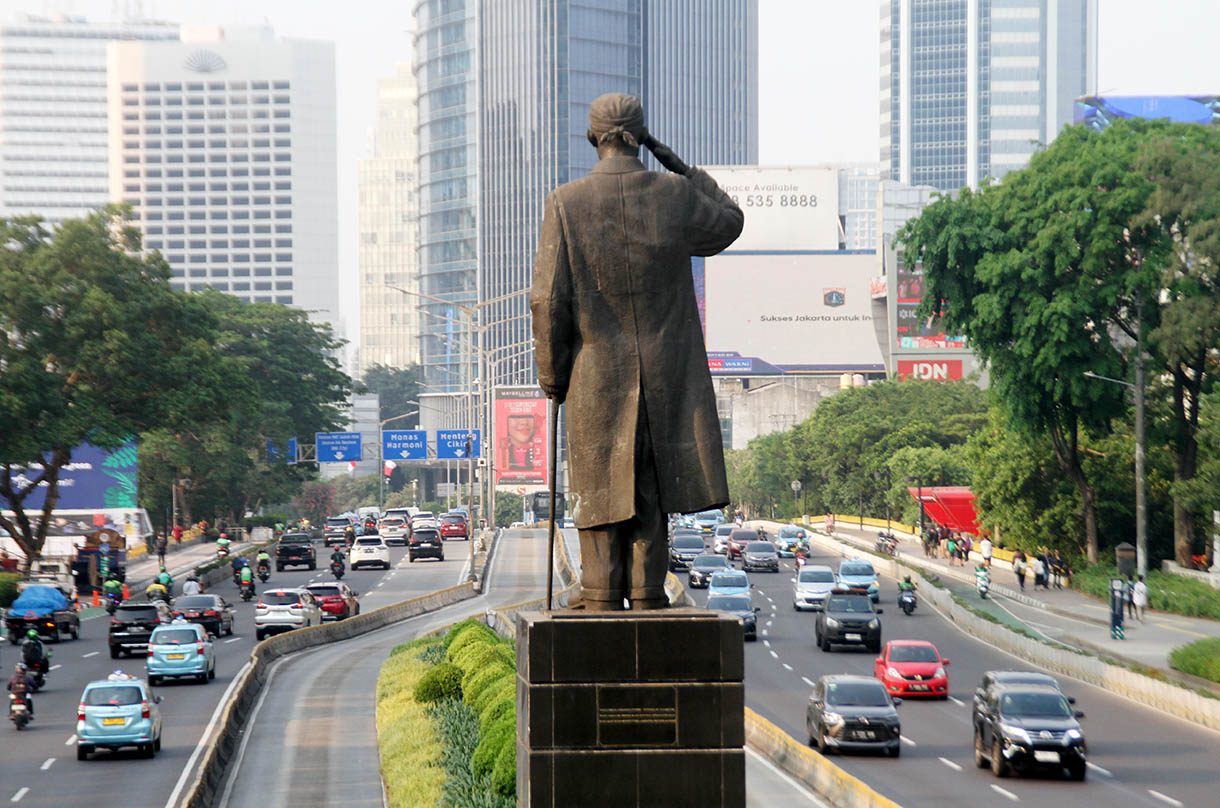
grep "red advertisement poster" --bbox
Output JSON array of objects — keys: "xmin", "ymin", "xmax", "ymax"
[
  {"xmin": 897, "ymin": 359, "xmax": 964, "ymax": 381},
  {"xmin": 495, "ymin": 390, "xmax": 548, "ymax": 486}
]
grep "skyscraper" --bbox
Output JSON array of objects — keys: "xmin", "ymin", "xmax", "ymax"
[
  {"xmin": 107, "ymin": 26, "xmax": 340, "ymax": 331},
  {"xmin": 412, "ymin": 0, "xmax": 758, "ymax": 405},
  {"xmin": 358, "ymin": 63, "xmax": 419, "ymax": 371},
  {"xmin": 880, "ymin": 0, "xmax": 1098, "ymax": 190},
  {"xmin": 0, "ymin": 13, "xmax": 179, "ymax": 225}
]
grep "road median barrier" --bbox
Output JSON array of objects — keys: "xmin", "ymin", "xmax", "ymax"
[
  {"xmin": 179, "ymin": 580, "xmax": 477, "ymax": 808},
  {"xmin": 800, "ymin": 524, "xmax": 1220, "ymax": 733}
]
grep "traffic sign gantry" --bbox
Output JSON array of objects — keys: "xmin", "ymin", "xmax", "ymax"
[
  {"xmin": 315, "ymin": 431, "xmax": 362, "ymax": 463},
  {"xmin": 436, "ymin": 429, "xmax": 481, "ymax": 459},
  {"xmin": 382, "ymin": 430, "xmax": 426, "ymax": 460}
]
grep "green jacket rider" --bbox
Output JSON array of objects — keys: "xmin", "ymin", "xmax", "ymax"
[
  {"xmin": 898, "ymin": 576, "xmax": 917, "ymax": 592},
  {"xmin": 239, "ymin": 565, "xmax": 254, "ymax": 584},
  {"xmin": 103, "ymin": 577, "xmax": 123, "ymax": 597},
  {"xmin": 256, "ymin": 550, "xmax": 271, "ymax": 566}
]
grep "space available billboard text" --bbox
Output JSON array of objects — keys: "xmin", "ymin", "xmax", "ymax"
[
  {"xmin": 702, "ymin": 166, "xmax": 841, "ymax": 251},
  {"xmin": 494, "ymin": 388, "xmax": 548, "ymax": 487}
]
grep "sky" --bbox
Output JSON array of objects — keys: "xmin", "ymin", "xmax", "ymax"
[{"xmin": 10, "ymin": 0, "xmax": 1220, "ymax": 350}]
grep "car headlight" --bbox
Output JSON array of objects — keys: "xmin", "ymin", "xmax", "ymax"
[
  {"xmin": 868, "ymin": 582, "xmax": 879, "ymax": 592},
  {"xmin": 1000, "ymin": 724, "xmax": 1031, "ymax": 745},
  {"xmin": 933, "ymin": 667, "xmax": 945, "ymax": 679},
  {"xmin": 822, "ymin": 711, "xmax": 844, "ymax": 726},
  {"xmin": 886, "ymin": 667, "xmax": 903, "ymax": 679},
  {"xmin": 867, "ymin": 618, "xmax": 880, "ymax": 629},
  {"xmin": 1065, "ymin": 728, "xmax": 1083, "ymax": 742},
  {"xmin": 825, "ymin": 617, "xmax": 841, "ymax": 628}
]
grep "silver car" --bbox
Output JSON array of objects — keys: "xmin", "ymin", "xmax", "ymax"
[
  {"xmin": 712, "ymin": 524, "xmax": 735, "ymax": 555},
  {"xmin": 379, "ymin": 516, "xmax": 410, "ymax": 545},
  {"xmin": 793, "ymin": 565, "xmax": 837, "ymax": 611},
  {"xmin": 254, "ymin": 588, "xmax": 324, "ymax": 640}
]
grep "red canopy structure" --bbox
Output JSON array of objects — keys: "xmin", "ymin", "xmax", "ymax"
[{"xmin": 906, "ymin": 486, "xmax": 981, "ymax": 535}]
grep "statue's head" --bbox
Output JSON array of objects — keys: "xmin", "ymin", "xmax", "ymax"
[{"xmin": 587, "ymin": 92, "xmax": 646, "ymax": 155}]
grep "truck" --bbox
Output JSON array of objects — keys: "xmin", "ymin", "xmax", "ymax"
[{"xmin": 5, "ymin": 583, "xmax": 80, "ymax": 643}]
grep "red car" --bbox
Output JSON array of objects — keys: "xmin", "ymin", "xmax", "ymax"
[
  {"xmin": 726, "ymin": 529, "xmax": 757, "ymax": 561},
  {"xmin": 440, "ymin": 512, "xmax": 469, "ymax": 540},
  {"xmin": 304, "ymin": 582, "xmax": 360, "ymax": 621},
  {"xmin": 873, "ymin": 640, "xmax": 950, "ymax": 698}
]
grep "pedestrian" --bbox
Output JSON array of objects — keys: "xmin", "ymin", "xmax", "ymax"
[
  {"xmin": 171, "ymin": 523, "xmax": 183, "ymax": 544},
  {"xmin": 1052, "ymin": 549, "xmax": 1066, "ymax": 589},
  {"xmin": 980, "ymin": 535, "xmax": 993, "ymax": 569},
  {"xmin": 1126, "ymin": 575, "xmax": 1137, "ymax": 619},
  {"xmin": 946, "ymin": 535, "xmax": 958, "ymax": 566},
  {"xmin": 1013, "ymin": 550, "xmax": 1028, "ymax": 590},
  {"xmin": 962, "ymin": 534, "xmax": 973, "ymax": 561},
  {"xmin": 154, "ymin": 531, "xmax": 168, "ymax": 566},
  {"xmin": 1133, "ymin": 574, "xmax": 1148, "ymax": 621},
  {"xmin": 1033, "ymin": 554, "xmax": 1047, "ymax": 590}
]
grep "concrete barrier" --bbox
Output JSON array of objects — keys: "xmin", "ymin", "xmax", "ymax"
[
  {"xmin": 803, "ymin": 527, "xmax": 1220, "ymax": 733},
  {"xmin": 179, "ymin": 581, "xmax": 477, "ymax": 808}
]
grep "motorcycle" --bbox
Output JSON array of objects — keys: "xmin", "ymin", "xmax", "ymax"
[
  {"xmin": 240, "ymin": 581, "xmax": 256, "ymax": 602},
  {"xmin": 217, "ymin": 545, "xmax": 230, "ymax": 561},
  {"xmin": 8, "ymin": 694, "xmax": 31, "ymax": 730},
  {"xmin": 875, "ymin": 532, "xmax": 898, "ymax": 557},
  {"xmin": 256, "ymin": 561, "xmax": 271, "ymax": 583},
  {"xmin": 330, "ymin": 560, "xmax": 345, "ymax": 580},
  {"xmin": 104, "ymin": 591, "xmax": 122, "ymax": 614},
  {"xmin": 899, "ymin": 590, "xmax": 917, "ymax": 616},
  {"xmin": 976, "ymin": 570, "xmax": 991, "ymax": 599}
]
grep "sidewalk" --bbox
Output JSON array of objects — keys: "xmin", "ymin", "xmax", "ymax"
[{"xmin": 811, "ymin": 519, "xmax": 1220, "ymax": 681}]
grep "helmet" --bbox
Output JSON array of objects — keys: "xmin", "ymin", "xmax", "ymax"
[
  {"xmin": 15, "ymin": 663, "xmax": 26, "ymax": 673},
  {"xmin": 26, "ymin": 629, "xmax": 39, "ymax": 639},
  {"xmin": 160, "ymin": 566, "xmax": 167, "ymax": 573},
  {"xmin": 904, "ymin": 575, "xmax": 911, "ymax": 583}
]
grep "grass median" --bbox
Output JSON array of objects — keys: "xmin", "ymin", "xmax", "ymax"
[
  {"xmin": 1169, "ymin": 637, "xmax": 1220, "ymax": 684},
  {"xmin": 1073, "ymin": 563, "xmax": 1220, "ymax": 621},
  {"xmin": 377, "ymin": 635, "xmax": 446, "ymax": 808}
]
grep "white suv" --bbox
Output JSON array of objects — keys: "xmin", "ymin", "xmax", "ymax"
[
  {"xmin": 254, "ymin": 588, "xmax": 323, "ymax": 640},
  {"xmin": 379, "ymin": 516, "xmax": 410, "ymax": 546},
  {"xmin": 350, "ymin": 536, "xmax": 391, "ymax": 570}
]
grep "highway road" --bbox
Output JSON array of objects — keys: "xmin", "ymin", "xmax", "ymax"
[
  {"xmin": 0, "ymin": 539, "xmax": 469, "ymax": 808},
  {"xmin": 687, "ymin": 537, "xmax": 1220, "ymax": 808}
]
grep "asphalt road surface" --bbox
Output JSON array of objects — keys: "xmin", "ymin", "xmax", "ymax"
[
  {"xmin": 0, "ymin": 539, "xmax": 469, "ymax": 808},
  {"xmin": 687, "ymin": 540, "xmax": 1220, "ymax": 808}
]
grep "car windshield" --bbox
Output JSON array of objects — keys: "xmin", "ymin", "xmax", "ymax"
[
  {"xmin": 707, "ymin": 596, "xmax": 751, "ymax": 612},
  {"xmin": 442, "ymin": 515, "xmax": 464, "ymax": 523},
  {"xmin": 152, "ymin": 629, "xmax": 199, "ymax": 645},
  {"xmin": 712, "ymin": 573, "xmax": 748, "ymax": 587},
  {"xmin": 780, "ymin": 527, "xmax": 802, "ymax": 537},
  {"xmin": 825, "ymin": 682, "xmax": 889, "ymax": 707},
  {"xmin": 693, "ymin": 556, "xmax": 727, "ymax": 570},
  {"xmin": 326, "ymin": 518, "xmax": 349, "ymax": 527},
  {"xmin": 696, "ymin": 510, "xmax": 722, "ymax": 521},
  {"xmin": 414, "ymin": 512, "xmax": 433, "ymax": 520},
  {"xmin": 413, "ymin": 530, "xmax": 439, "ymax": 540},
  {"xmin": 85, "ymin": 686, "xmax": 143, "ymax": 706},
  {"xmin": 673, "ymin": 537, "xmax": 704, "ymax": 550},
  {"xmin": 1000, "ymin": 692, "xmax": 1072, "ymax": 718},
  {"xmin": 746, "ymin": 542, "xmax": 775, "ymax": 553},
  {"xmin": 839, "ymin": 563, "xmax": 875, "ymax": 577},
  {"xmin": 799, "ymin": 569, "xmax": 835, "ymax": 583},
  {"xmin": 117, "ymin": 606, "xmax": 158, "ymax": 620},
  {"xmin": 308, "ymin": 586, "xmax": 341, "ymax": 597},
  {"xmin": 355, "ymin": 538, "xmax": 382, "ymax": 546},
  {"xmin": 173, "ymin": 596, "xmax": 215, "ymax": 609},
  {"xmin": 730, "ymin": 531, "xmax": 755, "ymax": 540},
  {"xmin": 826, "ymin": 596, "xmax": 872, "ymax": 613},
  {"xmin": 715, "ymin": 526, "xmax": 734, "ymax": 535},
  {"xmin": 889, "ymin": 645, "xmax": 939, "ymax": 663},
  {"xmin": 261, "ymin": 592, "xmax": 300, "ymax": 606},
  {"xmin": 281, "ymin": 535, "xmax": 310, "ymax": 543}
]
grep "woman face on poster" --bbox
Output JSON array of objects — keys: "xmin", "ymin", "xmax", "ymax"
[{"xmin": 506, "ymin": 414, "xmax": 539, "ymax": 470}]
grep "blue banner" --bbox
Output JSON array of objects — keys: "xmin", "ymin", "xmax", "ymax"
[
  {"xmin": 12, "ymin": 442, "xmax": 138, "ymax": 510},
  {"xmin": 437, "ymin": 429, "xmax": 481, "ymax": 459},
  {"xmin": 315, "ymin": 432, "xmax": 363, "ymax": 463},
  {"xmin": 382, "ymin": 430, "xmax": 426, "ymax": 460},
  {"xmin": 265, "ymin": 437, "xmax": 298, "ymax": 464}
]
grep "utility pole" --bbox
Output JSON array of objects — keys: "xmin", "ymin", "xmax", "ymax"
[{"xmin": 1134, "ymin": 300, "xmax": 1147, "ymax": 577}]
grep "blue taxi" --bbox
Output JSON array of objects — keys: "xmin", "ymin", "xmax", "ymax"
[
  {"xmin": 76, "ymin": 671, "xmax": 163, "ymax": 760},
  {"xmin": 146, "ymin": 619, "xmax": 215, "ymax": 685}
]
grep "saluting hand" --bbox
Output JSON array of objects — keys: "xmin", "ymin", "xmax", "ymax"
[{"xmin": 642, "ymin": 134, "xmax": 689, "ymax": 176}]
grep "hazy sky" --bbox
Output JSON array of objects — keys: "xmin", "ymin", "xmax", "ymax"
[{"xmin": 11, "ymin": 0, "xmax": 1220, "ymax": 349}]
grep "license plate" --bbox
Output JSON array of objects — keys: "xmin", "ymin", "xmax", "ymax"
[
  {"xmin": 909, "ymin": 684, "xmax": 930, "ymax": 691},
  {"xmin": 167, "ymin": 653, "xmax": 186, "ymax": 660},
  {"xmin": 102, "ymin": 717, "xmax": 125, "ymax": 726},
  {"xmin": 845, "ymin": 633, "xmax": 862, "ymax": 641},
  {"xmin": 856, "ymin": 731, "xmax": 874, "ymax": 740},
  {"xmin": 421, "ymin": 543, "xmax": 433, "ymax": 547},
  {"xmin": 1034, "ymin": 750, "xmax": 1060, "ymax": 763}
]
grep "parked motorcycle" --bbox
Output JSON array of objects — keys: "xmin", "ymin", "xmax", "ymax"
[
  {"xmin": 8, "ymin": 694, "xmax": 31, "ymax": 730},
  {"xmin": 875, "ymin": 532, "xmax": 898, "ymax": 557},
  {"xmin": 240, "ymin": 581, "xmax": 256, "ymax": 602},
  {"xmin": 330, "ymin": 560, "xmax": 345, "ymax": 580},
  {"xmin": 899, "ymin": 590, "xmax": 917, "ymax": 616}
]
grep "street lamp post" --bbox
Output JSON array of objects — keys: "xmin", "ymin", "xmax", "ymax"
[
  {"xmin": 1084, "ymin": 368, "xmax": 1147, "ymax": 576},
  {"xmin": 875, "ymin": 468, "xmax": 892, "ymax": 532},
  {"xmin": 905, "ymin": 475, "xmax": 925, "ymax": 538}
]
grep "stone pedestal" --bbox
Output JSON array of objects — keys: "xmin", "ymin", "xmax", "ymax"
[{"xmin": 516, "ymin": 608, "xmax": 745, "ymax": 808}]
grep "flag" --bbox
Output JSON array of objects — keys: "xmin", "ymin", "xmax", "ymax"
[
  {"xmin": 383, "ymin": 460, "xmax": 395, "ymax": 477},
  {"xmin": 348, "ymin": 460, "xmax": 357, "ymax": 475}
]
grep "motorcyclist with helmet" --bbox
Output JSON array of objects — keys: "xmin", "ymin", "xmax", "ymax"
[
  {"xmin": 7, "ymin": 662, "xmax": 36, "ymax": 718},
  {"xmin": 897, "ymin": 575, "xmax": 917, "ymax": 598},
  {"xmin": 181, "ymin": 572, "xmax": 203, "ymax": 596},
  {"xmin": 156, "ymin": 566, "xmax": 174, "ymax": 596},
  {"xmin": 256, "ymin": 549, "xmax": 272, "ymax": 575},
  {"xmin": 21, "ymin": 629, "xmax": 48, "ymax": 682},
  {"xmin": 146, "ymin": 581, "xmax": 169, "ymax": 601},
  {"xmin": 238, "ymin": 561, "xmax": 255, "ymax": 597},
  {"xmin": 102, "ymin": 573, "xmax": 124, "ymax": 605},
  {"xmin": 330, "ymin": 546, "xmax": 347, "ymax": 574}
]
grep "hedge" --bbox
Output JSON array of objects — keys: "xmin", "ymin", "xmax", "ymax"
[
  {"xmin": 377, "ymin": 637, "xmax": 446, "ymax": 808},
  {"xmin": 471, "ymin": 676, "xmax": 515, "ymax": 717},
  {"xmin": 0, "ymin": 573, "xmax": 20, "ymax": 608},
  {"xmin": 414, "ymin": 662, "xmax": 464, "ymax": 703},
  {"xmin": 462, "ymin": 661, "xmax": 513, "ymax": 708},
  {"xmin": 491, "ymin": 739, "xmax": 516, "ymax": 798}
]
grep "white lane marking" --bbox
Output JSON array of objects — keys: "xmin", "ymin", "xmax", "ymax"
[
  {"xmin": 761, "ymin": 630, "xmax": 769, "ymax": 637},
  {"xmin": 769, "ymin": 650, "xmax": 779, "ymax": 659},
  {"xmin": 224, "ymin": 637, "xmax": 240, "ymax": 644},
  {"xmin": 64, "ymin": 735, "xmax": 76, "ymax": 746},
  {"xmin": 990, "ymin": 785, "xmax": 1018, "ymax": 802},
  {"xmin": 763, "ymin": 639, "xmax": 771, "ymax": 647},
  {"xmin": 1086, "ymin": 762, "xmax": 1111, "ymax": 777},
  {"xmin": 938, "ymin": 756, "xmax": 962, "ymax": 771},
  {"xmin": 162, "ymin": 660, "xmax": 252, "ymax": 808},
  {"xmin": 39, "ymin": 759, "xmax": 54, "ymax": 770},
  {"xmin": 782, "ymin": 663, "xmax": 793, "ymax": 671},
  {"xmin": 766, "ymin": 620, "xmax": 773, "ymax": 627},
  {"xmin": 1147, "ymin": 791, "xmax": 1183, "ymax": 808},
  {"xmin": 802, "ymin": 677, "xmax": 816, "ymax": 688},
  {"xmin": 10, "ymin": 788, "xmax": 29, "ymax": 803},
  {"xmin": 744, "ymin": 746, "xmax": 829, "ymax": 806},
  {"xmin": 49, "ymin": 664, "xmax": 62, "ymax": 671},
  {"xmin": 900, "ymin": 736, "xmax": 916, "ymax": 747},
  {"xmin": 81, "ymin": 651, "xmax": 99, "ymax": 658},
  {"xmin": 948, "ymin": 696, "xmax": 965, "ymax": 707}
]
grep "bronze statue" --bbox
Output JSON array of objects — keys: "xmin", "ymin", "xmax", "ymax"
[{"xmin": 531, "ymin": 92, "xmax": 744, "ymax": 610}]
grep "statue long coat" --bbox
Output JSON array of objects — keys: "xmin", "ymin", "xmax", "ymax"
[{"xmin": 531, "ymin": 155, "xmax": 744, "ymax": 529}]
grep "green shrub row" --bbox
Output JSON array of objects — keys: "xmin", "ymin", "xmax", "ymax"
[
  {"xmin": 427, "ymin": 698, "xmax": 513, "ymax": 808},
  {"xmin": 1169, "ymin": 637, "xmax": 1220, "ymax": 683},
  {"xmin": 0, "ymin": 573, "xmax": 20, "ymax": 608}
]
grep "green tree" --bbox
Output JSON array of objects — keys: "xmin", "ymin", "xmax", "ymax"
[
  {"xmin": 0, "ymin": 210, "xmax": 218, "ymax": 564},
  {"xmin": 494, "ymin": 492, "xmax": 523, "ymax": 527},
  {"xmin": 360, "ymin": 364, "xmax": 422, "ymax": 426}
]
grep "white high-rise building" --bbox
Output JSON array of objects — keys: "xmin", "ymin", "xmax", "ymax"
[
  {"xmin": 106, "ymin": 26, "xmax": 339, "ymax": 330},
  {"xmin": 357, "ymin": 62, "xmax": 418, "ymax": 371},
  {"xmin": 881, "ymin": 0, "xmax": 1098, "ymax": 190},
  {"xmin": 0, "ymin": 14, "xmax": 179, "ymax": 225}
]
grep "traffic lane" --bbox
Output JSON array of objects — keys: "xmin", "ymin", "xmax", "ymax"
[
  {"xmin": 746, "ymin": 747, "xmax": 830, "ymax": 807},
  {"xmin": 0, "ymin": 543, "xmax": 462, "ymax": 807},
  {"xmin": 690, "ymin": 548, "xmax": 1217, "ymax": 808}
]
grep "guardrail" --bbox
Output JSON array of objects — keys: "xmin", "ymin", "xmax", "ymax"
[{"xmin": 179, "ymin": 580, "xmax": 477, "ymax": 808}]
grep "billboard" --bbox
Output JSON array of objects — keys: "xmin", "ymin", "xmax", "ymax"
[
  {"xmin": 698, "ymin": 251, "xmax": 885, "ymax": 374},
  {"xmin": 897, "ymin": 359, "xmax": 964, "ymax": 381},
  {"xmin": 702, "ymin": 166, "xmax": 841, "ymax": 251},
  {"xmin": 894, "ymin": 258, "xmax": 966, "ymax": 351},
  {"xmin": 1074, "ymin": 95, "xmax": 1220, "ymax": 131},
  {"xmin": 495, "ymin": 389, "xmax": 548, "ymax": 487},
  {"xmin": 8, "ymin": 442, "xmax": 138, "ymax": 510}
]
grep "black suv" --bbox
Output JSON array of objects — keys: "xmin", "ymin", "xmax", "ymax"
[
  {"xmin": 815, "ymin": 594, "xmax": 882, "ymax": 652},
  {"xmin": 276, "ymin": 532, "xmax": 316, "ymax": 571},
  {"xmin": 807, "ymin": 674, "xmax": 902, "ymax": 756},
  {"xmin": 668, "ymin": 535, "xmax": 706, "ymax": 571},
  {"xmin": 108, "ymin": 602, "xmax": 162, "ymax": 658},
  {"xmin": 973, "ymin": 683, "xmax": 1087, "ymax": 780},
  {"xmin": 408, "ymin": 527, "xmax": 444, "ymax": 562}
]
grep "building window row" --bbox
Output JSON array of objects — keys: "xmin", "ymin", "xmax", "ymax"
[{"xmin": 126, "ymin": 80, "xmax": 290, "ymax": 92}]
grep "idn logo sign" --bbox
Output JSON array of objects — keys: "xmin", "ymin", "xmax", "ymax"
[{"xmin": 897, "ymin": 360, "xmax": 963, "ymax": 381}]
